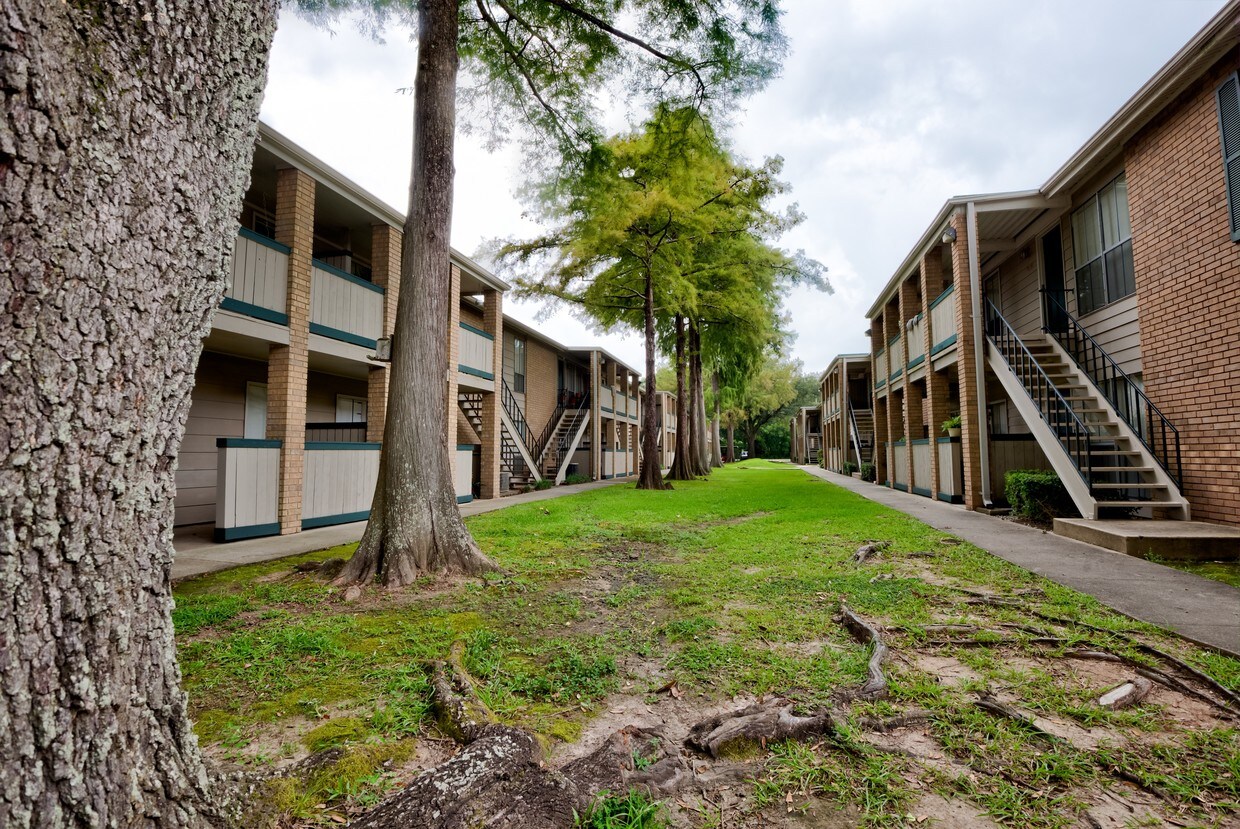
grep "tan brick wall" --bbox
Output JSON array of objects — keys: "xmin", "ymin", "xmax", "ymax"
[
  {"xmin": 479, "ymin": 290, "xmax": 503, "ymax": 498},
  {"xmin": 523, "ymin": 336, "xmax": 561, "ymax": 440},
  {"xmin": 1126, "ymin": 51, "xmax": 1240, "ymax": 526},
  {"xmin": 269, "ymin": 167, "xmax": 314, "ymax": 533},
  {"xmin": 950, "ymin": 209, "xmax": 986, "ymax": 509}
]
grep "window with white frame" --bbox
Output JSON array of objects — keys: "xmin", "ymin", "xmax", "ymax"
[
  {"xmin": 513, "ymin": 337, "xmax": 526, "ymax": 393},
  {"xmin": 1071, "ymin": 174, "xmax": 1135, "ymax": 314},
  {"xmin": 1217, "ymin": 72, "xmax": 1240, "ymax": 241}
]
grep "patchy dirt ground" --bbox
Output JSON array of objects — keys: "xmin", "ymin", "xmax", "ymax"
[{"xmin": 176, "ymin": 463, "xmax": 1240, "ymax": 828}]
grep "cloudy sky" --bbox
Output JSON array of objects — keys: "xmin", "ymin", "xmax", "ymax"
[{"xmin": 261, "ymin": 0, "xmax": 1227, "ymax": 375}]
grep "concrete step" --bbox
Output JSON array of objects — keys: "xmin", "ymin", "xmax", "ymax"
[
  {"xmin": 1093, "ymin": 482, "xmax": 1168, "ymax": 490},
  {"xmin": 1054, "ymin": 518, "xmax": 1239, "ymax": 560}
]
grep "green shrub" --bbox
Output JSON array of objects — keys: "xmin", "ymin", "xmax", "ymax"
[
  {"xmin": 1005, "ymin": 469, "xmax": 1078, "ymax": 523},
  {"xmin": 860, "ymin": 463, "xmax": 876, "ymax": 483},
  {"xmin": 532, "ymin": 478, "xmax": 555, "ymax": 491},
  {"xmin": 842, "ymin": 461, "xmax": 859, "ymax": 476},
  {"xmin": 564, "ymin": 473, "xmax": 592, "ymax": 485},
  {"xmin": 576, "ymin": 790, "xmax": 667, "ymax": 829}
]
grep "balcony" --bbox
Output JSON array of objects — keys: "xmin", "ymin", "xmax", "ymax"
[
  {"xmin": 214, "ymin": 438, "xmax": 281, "ymax": 541},
  {"xmin": 223, "ymin": 228, "xmax": 289, "ymax": 324},
  {"xmin": 458, "ymin": 322, "xmax": 495, "ymax": 380},
  {"xmin": 929, "ymin": 284, "xmax": 957, "ymax": 356},
  {"xmin": 310, "ymin": 261, "xmax": 384, "ymax": 349},
  {"xmin": 907, "ymin": 314, "xmax": 926, "ymax": 369}
]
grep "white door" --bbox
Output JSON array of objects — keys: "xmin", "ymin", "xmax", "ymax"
[{"xmin": 244, "ymin": 382, "xmax": 268, "ymax": 439}]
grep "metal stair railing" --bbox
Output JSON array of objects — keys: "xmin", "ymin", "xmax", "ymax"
[
  {"xmin": 544, "ymin": 393, "xmax": 591, "ymax": 473},
  {"xmin": 500, "ymin": 378, "xmax": 536, "ymax": 454},
  {"xmin": 848, "ymin": 406, "xmax": 864, "ymax": 467},
  {"xmin": 985, "ymin": 299, "xmax": 1094, "ymax": 490},
  {"xmin": 1041, "ymin": 290, "xmax": 1182, "ymax": 487}
]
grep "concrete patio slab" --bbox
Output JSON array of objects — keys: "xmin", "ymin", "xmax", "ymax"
[
  {"xmin": 172, "ymin": 477, "xmax": 630, "ymax": 582},
  {"xmin": 1054, "ymin": 518, "xmax": 1240, "ymax": 561},
  {"xmin": 798, "ymin": 466, "xmax": 1240, "ymax": 657}
]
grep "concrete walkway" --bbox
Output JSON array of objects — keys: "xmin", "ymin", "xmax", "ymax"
[
  {"xmin": 798, "ymin": 466, "xmax": 1240, "ymax": 656},
  {"xmin": 172, "ymin": 477, "xmax": 630, "ymax": 582}
]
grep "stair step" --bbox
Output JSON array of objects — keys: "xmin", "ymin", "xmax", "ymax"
[
  {"xmin": 1089, "ymin": 450, "xmax": 1143, "ymax": 456},
  {"xmin": 1095, "ymin": 500, "xmax": 1177, "ymax": 508},
  {"xmin": 1093, "ymin": 482, "xmax": 1168, "ymax": 490},
  {"xmin": 1091, "ymin": 466, "xmax": 1155, "ymax": 473}
]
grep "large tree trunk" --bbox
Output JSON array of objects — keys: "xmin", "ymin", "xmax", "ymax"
[
  {"xmin": 0, "ymin": 2, "xmax": 278, "ymax": 826},
  {"xmin": 689, "ymin": 322, "xmax": 709, "ymax": 475},
  {"xmin": 338, "ymin": 0, "xmax": 498, "ymax": 587},
  {"xmin": 638, "ymin": 273, "xmax": 669, "ymax": 490},
  {"xmin": 665, "ymin": 316, "xmax": 695, "ymax": 481},
  {"xmin": 727, "ymin": 422, "xmax": 736, "ymax": 462},
  {"xmin": 710, "ymin": 370, "xmax": 724, "ymax": 468}
]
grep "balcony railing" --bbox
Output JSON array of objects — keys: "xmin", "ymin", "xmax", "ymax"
[
  {"xmin": 874, "ymin": 348, "xmax": 887, "ymax": 387},
  {"xmin": 302, "ymin": 441, "xmax": 381, "ymax": 528},
  {"xmin": 888, "ymin": 335, "xmax": 904, "ymax": 380},
  {"xmin": 223, "ymin": 228, "xmax": 289, "ymax": 324},
  {"xmin": 458, "ymin": 322, "xmax": 495, "ymax": 380},
  {"xmin": 214, "ymin": 438, "xmax": 281, "ymax": 541},
  {"xmin": 929, "ymin": 284, "xmax": 957, "ymax": 354},
  {"xmin": 907, "ymin": 314, "xmax": 926, "ymax": 367},
  {"xmin": 310, "ymin": 261, "xmax": 384, "ymax": 349}
]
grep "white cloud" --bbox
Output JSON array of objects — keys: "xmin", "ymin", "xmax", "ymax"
[{"xmin": 262, "ymin": 0, "xmax": 1227, "ymax": 377}]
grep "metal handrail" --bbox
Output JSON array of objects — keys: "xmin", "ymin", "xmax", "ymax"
[
  {"xmin": 848, "ymin": 405, "xmax": 864, "ymax": 465},
  {"xmin": 1041, "ymin": 290, "xmax": 1182, "ymax": 487},
  {"xmin": 985, "ymin": 299, "xmax": 1094, "ymax": 489},
  {"xmin": 534, "ymin": 388, "xmax": 587, "ymax": 464},
  {"xmin": 500, "ymin": 378, "xmax": 535, "ymax": 451},
  {"xmin": 543, "ymin": 393, "xmax": 591, "ymax": 472}
]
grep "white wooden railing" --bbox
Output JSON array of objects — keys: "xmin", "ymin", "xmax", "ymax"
[
  {"xmin": 907, "ymin": 315, "xmax": 926, "ymax": 365},
  {"xmin": 929, "ymin": 284, "xmax": 957, "ymax": 353},
  {"xmin": 458, "ymin": 323, "xmax": 494, "ymax": 379},
  {"xmin": 302, "ymin": 442, "xmax": 380, "ymax": 528},
  {"xmin": 910, "ymin": 440, "xmax": 932, "ymax": 493},
  {"xmin": 225, "ymin": 229, "xmax": 289, "ymax": 322},
  {"xmin": 214, "ymin": 439, "xmax": 281, "ymax": 541}
]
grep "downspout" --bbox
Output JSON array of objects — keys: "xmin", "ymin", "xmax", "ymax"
[{"xmin": 966, "ymin": 201, "xmax": 994, "ymax": 507}]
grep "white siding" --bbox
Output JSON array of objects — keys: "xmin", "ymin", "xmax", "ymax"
[
  {"xmin": 215, "ymin": 444, "xmax": 280, "ymax": 530},
  {"xmin": 302, "ymin": 448, "xmax": 380, "ymax": 521},
  {"xmin": 228, "ymin": 232, "xmax": 288, "ymax": 314},
  {"xmin": 310, "ymin": 264, "xmax": 384, "ymax": 343}
]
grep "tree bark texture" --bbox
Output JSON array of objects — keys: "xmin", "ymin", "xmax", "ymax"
[
  {"xmin": 665, "ymin": 316, "xmax": 695, "ymax": 481},
  {"xmin": 338, "ymin": 0, "xmax": 498, "ymax": 587},
  {"xmin": 637, "ymin": 273, "xmax": 668, "ymax": 490},
  {"xmin": 0, "ymin": 2, "xmax": 278, "ymax": 826},
  {"xmin": 689, "ymin": 322, "xmax": 709, "ymax": 476},
  {"xmin": 726, "ymin": 423, "xmax": 735, "ymax": 462},
  {"xmin": 710, "ymin": 370, "xmax": 723, "ymax": 468}
]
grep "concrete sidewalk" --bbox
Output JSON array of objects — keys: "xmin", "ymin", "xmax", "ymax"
[
  {"xmin": 172, "ymin": 477, "xmax": 630, "ymax": 582},
  {"xmin": 798, "ymin": 466, "xmax": 1240, "ymax": 656}
]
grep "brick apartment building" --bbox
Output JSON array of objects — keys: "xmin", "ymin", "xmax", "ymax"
[
  {"xmin": 789, "ymin": 406, "xmax": 822, "ymax": 465},
  {"xmin": 180, "ymin": 123, "xmax": 639, "ymax": 543},
  {"xmin": 853, "ymin": 1, "xmax": 1240, "ymax": 529},
  {"xmin": 818, "ymin": 354, "xmax": 873, "ymax": 474}
]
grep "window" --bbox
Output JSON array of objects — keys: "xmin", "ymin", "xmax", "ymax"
[
  {"xmin": 1071, "ymin": 174, "xmax": 1134, "ymax": 314},
  {"xmin": 336, "ymin": 394, "xmax": 367, "ymax": 423},
  {"xmin": 1217, "ymin": 72, "xmax": 1240, "ymax": 241},
  {"xmin": 513, "ymin": 337, "xmax": 526, "ymax": 393}
]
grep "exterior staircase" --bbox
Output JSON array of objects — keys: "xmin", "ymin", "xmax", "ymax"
[
  {"xmin": 850, "ymin": 407, "xmax": 875, "ymax": 466},
  {"xmin": 539, "ymin": 394, "xmax": 591, "ymax": 482},
  {"xmin": 984, "ymin": 299, "xmax": 1188, "ymax": 520}
]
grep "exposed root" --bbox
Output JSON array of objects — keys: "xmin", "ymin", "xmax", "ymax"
[
  {"xmin": 973, "ymin": 695, "xmax": 1063, "ymax": 745},
  {"xmin": 852, "ymin": 541, "xmax": 889, "ymax": 564},
  {"xmin": 685, "ymin": 697, "xmax": 835, "ymax": 759},
  {"xmin": 431, "ymin": 641, "xmax": 495, "ymax": 743},
  {"xmin": 857, "ymin": 710, "xmax": 936, "ymax": 733},
  {"xmin": 1097, "ymin": 677, "xmax": 1153, "ymax": 710},
  {"xmin": 837, "ymin": 603, "xmax": 889, "ymax": 699}
]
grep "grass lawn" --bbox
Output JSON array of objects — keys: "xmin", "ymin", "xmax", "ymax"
[{"xmin": 174, "ymin": 460, "xmax": 1240, "ymax": 828}]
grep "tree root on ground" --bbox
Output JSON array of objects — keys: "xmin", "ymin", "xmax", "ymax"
[
  {"xmin": 685, "ymin": 697, "xmax": 836, "ymax": 759},
  {"xmin": 852, "ymin": 541, "xmax": 889, "ymax": 563},
  {"xmin": 836, "ymin": 603, "xmax": 889, "ymax": 699}
]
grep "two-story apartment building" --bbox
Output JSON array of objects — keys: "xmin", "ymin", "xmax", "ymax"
[
  {"xmin": 180, "ymin": 123, "xmax": 640, "ymax": 543},
  {"xmin": 789, "ymin": 406, "xmax": 822, "ymax": 465},
  {"xmin": 863, "ymin": 2, "xmax": 1240, "ymax": 531},
  {"xmin": 819, "ymin": 354, "xmax": 873, "ymax": 473},
  {"xmin": 653, "ymin": 390, "xmax": 678, "ymax": 469}
]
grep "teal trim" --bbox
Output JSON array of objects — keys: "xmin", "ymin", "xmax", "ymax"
[
  {"xmin": 888, "ymin": 334, "xmax": 901, "ymax": 348},
  {"xmin": 458, "ymin": 365, "xmax": 495, "ymax": 380},
  {"xmin": 238, "ymin": 226, "xmax": 291, "ymax": 254},
  {"xmin": 893, "ymin": 483, "xmax": 909, "ymax": 492},
  {"xmin": 911, "ymin": 439, "xmax": 931, "ymax": 445},
  {"xmin": 457, "ymin": 443, "xmax": 479, "ymax": 451},
  {"xmin": 601, "ymin": 406, "xmax": 614, "ymax": 414},
  {"xmin": 936, "ymin": 437, "xmax": 959, "ymax": 444},
  {"xmin": 938, "ymin": 492, "xmax": 964, "ymax": 504},
  {"xmin": 458, "ymin": 321, "xmax": 494, "ymax": 340},
  {"xmin": 912, "ymin": 486, "xmax": 932, "ymax": 497},
  {"xmin": 892, "ymin": 439, "xmax": 906, "ymax": 446},
  {"xmin": 309, "ymin": 322, "xmax": 378, "ymax": 350},
  {"xmin": 302, "ymin": 510, "xmax": 370, "ymax": 530},
  {"xmin": 312, "ymin": 260, "xmax": 385, "ymax": 294},
  {"xmin": 216, "ymin": 438, "xmax": 281, "ymax": 449},
  {"xmin": 220, "ymin": 296, "xmax": 289, "ymax": 326},
  {"xmin": 930, "ymin": 334, "xmax": 957, "ymax": 355},
  {"xmin": 304, "ymin": 441, "xmax": 381, "ymax": 451},
  {"xmin": 874, "ymin": 379, "xmax": 886, "ymax": 389},
  {"xmin": 929, "ymin": 284, "xmax": 956, "ymax": 310},
  {"xmin": 907, "ymin": 355, "xmax": 925, "ymax": 370},
  {"xmin": 214, "ymin": 522, "xmax": 280, "ymax": 543},
  {"xmin": 457, "ymin": 494, "xmax": 473, "ymax": 504},
  {"xmin": 890, "ymin": 368, "xmax": 903, "ymax": 380}
]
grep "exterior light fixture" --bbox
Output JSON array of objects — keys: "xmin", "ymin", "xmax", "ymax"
[{"xmin": 941, "ymin": 226, "xmax": 958, "ymax": 244}]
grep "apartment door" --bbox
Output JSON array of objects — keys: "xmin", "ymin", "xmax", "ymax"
[
  {"xmin": 1042, "ymin": 227, "xmax": 1068, "ymax": 333},
  {"xmin": 244, "ymin": 382, "xmax": 268, "ymax": 440}
]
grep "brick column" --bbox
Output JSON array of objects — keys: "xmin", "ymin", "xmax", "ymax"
[
  {"xmin": 269, "ymin": 167, "xmax": 314, "ymax": 534},
  {"xmin": 897, "ymin": 278, "xmax": 923, "ymax": 489},
  {"xmin": 446, "ymin": 265, "xmax": 462, "ymax": 486},
  {"xmin": 870, "ymin": 319, "xmax": 889, "ymax": 484},
  {"xmin": 920, "ymin": 248, "xmax": 949, "ymax": 498},
  {"xmin": 950, "ymin": 209, "xmax": 986, "ymax": 509},
  {"xmin": 367, "ymin": 224, "xmax": 402, "ymax": 443},
  {"xmin": 479, "ymin": 289, "xmax": 503, "ymax": 498}
]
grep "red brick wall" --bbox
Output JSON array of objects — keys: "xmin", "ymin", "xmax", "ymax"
[{"xmin": 1126, "ymin": 50, "xmax": 1240, "ymax": 526}]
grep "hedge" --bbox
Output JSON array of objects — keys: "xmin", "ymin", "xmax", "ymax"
[
  {"xmin": 860, "ymin": 462, "xmax": 877, "ymax": 483},
  {"xmin": 1004, "ymin": 469, "xmax": 1078, "ymax": 523}
]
